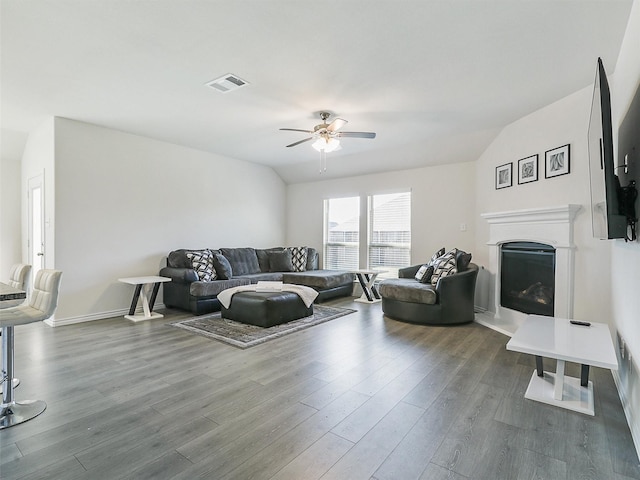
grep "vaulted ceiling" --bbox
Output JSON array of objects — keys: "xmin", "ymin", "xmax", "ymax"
[{"xmin": 1, "ymin": 1, "xmax": 633, "ymax": 183}]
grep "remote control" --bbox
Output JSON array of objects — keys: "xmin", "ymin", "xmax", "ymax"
[{"xmin": 570, "ymin": 320, "xmax": 591, "ymax": 327}]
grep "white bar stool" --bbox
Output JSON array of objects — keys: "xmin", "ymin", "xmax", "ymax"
[
  {"xmin": 0, "ymin": 264, "xmax": 32, "ymax": 394},
  {"xmin": 0, "ymin": 269, "xmax": 62, "ymax": 429}
]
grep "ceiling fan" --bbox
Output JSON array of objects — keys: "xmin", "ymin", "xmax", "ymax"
[
  {"xmin": 280, "ymin": 112, "xmax": 376, "ymax": 152},
  {"xmin": 280, "ymin": 112, "xmax": 376, "ymax": 172}
]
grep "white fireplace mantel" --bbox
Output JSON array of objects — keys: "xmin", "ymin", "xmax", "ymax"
[{"xmin": 480, "ymin": 204, "xmax": 581, "ymax": 334}]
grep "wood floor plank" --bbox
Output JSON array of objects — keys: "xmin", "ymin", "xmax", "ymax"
[
  {"xmin": 268, "ymin": 432, "xmax": 354, "ymax": 480},
  {"xmin": 123, "ymin": 450, "xmax": 194, "ymax": 480},
  {"xmin": 215, "ymin": 389, "xmax": 371, "ymax": 480},
  {"xmin": 16, "ymin": 456, "xmax": 89, "ymax": 480},
  {"xmin": 417, "ymin": 463, "xmax": 469, "ymax": 480},
  {"xmin": 320, "ymin": 401, "xmax": 425, "ymax": 480},
  {"xmin": 430, "ymin": 383, "xmax": 518, "ymax": 477},
  {"xmin": 74, "ymin": 414, "xmax": 217, "ymax": 477},
  {"xmin": 373, "ymin": 388, "xmax": 471, "ymax": 480},
  {"xmin": 0, "ymin": 299, "xmax": 637, "ymax": 480},
  {"xmin": 510, "ymin": 448, "xmax": 568, "ymax": 480},
  {"xmin": 330, "ymin": 367, "xmax": 430, "ymax": 443},
  {"xmin": 177, "ymin": 401, "xmax": 317, "ymax": 469}
]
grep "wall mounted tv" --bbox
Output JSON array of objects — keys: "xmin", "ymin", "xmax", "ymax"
[{"xmin": 588, "ymin": 57, "xmax": 637, "ymax": 240}]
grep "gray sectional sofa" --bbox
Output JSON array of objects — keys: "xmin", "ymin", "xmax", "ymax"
[{"xmin": 160, "ymin": 247, "xmax": 354, "ymax": 314}]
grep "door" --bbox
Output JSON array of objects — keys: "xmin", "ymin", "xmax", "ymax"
[{"xmin": 28, "ymin": 174, "xmax": 45, "ymax": 278}]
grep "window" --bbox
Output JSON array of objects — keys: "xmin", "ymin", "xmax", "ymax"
[
  {"xmin": 368, "ymin": 192, "xmax": 411, "ymax": 277},
  {"xmin": 324, "ymin": 196, "xmax": 360, "ymax": 270},
  {"xmin": 324, "ymin": 192, "xmax": 412, "ymax": 275}
]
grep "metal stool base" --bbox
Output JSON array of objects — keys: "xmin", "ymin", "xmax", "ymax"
[
  {"xmin": 0, "ymin": 400, "xmax": 46, "ymax": 429},
  {"xmin": 0, "ymin": 378, "xmax": 20, "ymax": 394}
]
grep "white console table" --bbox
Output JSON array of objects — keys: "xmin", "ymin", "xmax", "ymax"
[
  {"xmin": 118, "ymin": 276, "xmax": 171, "ymax": 322},
  {"xmin": 506, "ymin": 314, "xmax": 618, "ymax": 416}
]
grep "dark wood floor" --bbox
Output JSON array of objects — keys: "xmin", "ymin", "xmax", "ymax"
[{"xmin": 1, "ymin": 297, "xmax": 638, "ymax": 480}]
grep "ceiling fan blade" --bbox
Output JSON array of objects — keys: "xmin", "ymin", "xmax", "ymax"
[
  {"xmin": 280, "ymin": 128, "xmax": 314, "ymax": 133},
  {"xmin": 337, "ymin": 131, "xmax": 376, "ymax": 139},
  {"xmin": 286, "ymin": 137, "xmax": 313, "ymax": 147},
  {"xmin": 326, "ymin": 118, "xmax": 347, "ymax": 132}
]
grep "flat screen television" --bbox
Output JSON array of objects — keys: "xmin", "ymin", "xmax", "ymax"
[{"xmin": 588, "ymin": 58, "xmax": 627, "ymax": 239}]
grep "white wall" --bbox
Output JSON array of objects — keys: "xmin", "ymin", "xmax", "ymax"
[
  {"xmin": 474, "ymin": 87, "xmax": 613, "ymax": 324},
  {"xmin": 610, "ymin": 0, "xmax": 640, "ymax": 456},
  {"xmin": 21, "ymin": 118, "xmax": 56, "ymax": 270},
  {"xmin": 286, "ymin": 162, "xmax": 477, "ymax": 267},
  {"xmin": 0, "ymin": 129, "xmax": 27, "ymax": 281},
  {"xmin": 52, "ymin": 118, "xmax": 286, "ymax": 323}
]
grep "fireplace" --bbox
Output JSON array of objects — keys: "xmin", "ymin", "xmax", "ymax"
[
  {"xmin": 500, "ymin": 242, "xmax": 555, "ymax": 316},
  {"xmin": 481, "ymin": 205, "xmax": 580, "ymax": 333}
]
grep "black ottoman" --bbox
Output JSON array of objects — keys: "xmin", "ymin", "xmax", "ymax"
[{"xmin": 221, "ymin": 290, "xmax": 313, "ymax": 327}]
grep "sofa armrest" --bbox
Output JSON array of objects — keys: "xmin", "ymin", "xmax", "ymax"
[
  {"xmin": 435, "ymin": 264, "xmax": 478, "ymax": 320},
  {"xmin": 159, "ymin": 266, "xmax": 198, "ymax": 284},
  {"xmin": 398, "ymin": 264, "xmax": 422, "ymax": 279}
]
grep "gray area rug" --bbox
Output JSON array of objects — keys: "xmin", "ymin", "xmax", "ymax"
[{"xmin": 168, "ymin": 305, "xmax": 355, "ymax": 349}]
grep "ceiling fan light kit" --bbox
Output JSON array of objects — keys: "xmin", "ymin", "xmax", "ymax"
[
  {"xmin": 312, "ymin": 137, "xmax": 341, "ymax": 153},
  {"xmin": 280, "ymin": 111, "xmax": 376, "ymax": 173}
]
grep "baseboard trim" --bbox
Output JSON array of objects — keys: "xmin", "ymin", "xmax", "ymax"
[
  {"xmin": 45, "ymin": 303, "xmax": 166, "ymax": 327},
  {"xmin": 474, "ymin": 311, "xmax": 514, "ymax": 338},
  {"xmin": 612, "ymin": 369, "xmax": 640, "ymax": 460}
]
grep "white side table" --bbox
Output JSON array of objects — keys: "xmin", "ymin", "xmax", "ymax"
[
  {"xmin": 353, "ymin": 270, "xmax": 386, "ymax": 303},
  {"xmin": 118, "ymin": 276, "xmax": 171, "ymax": 322},
  {"xmin": 506, "ymin": 314, "xmax": 618, "ymax": 416}
]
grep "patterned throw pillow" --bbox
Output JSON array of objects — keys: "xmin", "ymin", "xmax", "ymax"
[
  {"xmin": 414, "ymin": 265, "xmax": 434, "ymax": 283},
  {"xmin": 185, "ymin": 249, "xmax": 217, "ymax": 281},
  {"xmin": 415, "ymin": 264, "xmax": 429, "ymax": 281},
  {"xmin": 430, "ymin": 250, "xmax": 457, "ymax": 286},
  {"xmin": 288, "ymin": 246, "xmax": 308, "ymax": 272},
  {"xmin": 429, "ymin": 247, "xmax": 446, "ymax": 265}
]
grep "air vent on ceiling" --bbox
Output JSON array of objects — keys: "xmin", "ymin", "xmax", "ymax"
[{"xmin": 205, "ymin": 74, "xmax": 249, "ymax": 93}]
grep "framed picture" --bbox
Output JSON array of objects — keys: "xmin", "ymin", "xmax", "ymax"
[
  {"xmin": 545, "ymin": 144, "xmax": 570, "ymax": 178},
  {"xmin": 496, "ymin": 162, "xmax": 513, "ymax": 189},
  {"xmin": 518, "ymin": 154, "xmax": 538, "ymax": 184}
]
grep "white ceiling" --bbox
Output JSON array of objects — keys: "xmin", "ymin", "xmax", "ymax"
[{"xmin": 0, "ymin": 1, "xmax": 633, "ymax": 184}]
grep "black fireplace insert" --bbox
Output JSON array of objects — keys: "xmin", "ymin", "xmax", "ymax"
[{"xmin": 500, "ymin": 241, "xmax": 555, "ymax": 316}]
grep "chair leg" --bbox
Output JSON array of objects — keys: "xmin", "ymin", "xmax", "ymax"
[
  {"xmin": 0, "ymin": 378, "xmax": 20, "ymax": 395},
  {"xmin": 0, "ymin": 331, "xmax": 20, "ymax": 393},
  {"xmin": 0, "ymin": 326, "xmax": 46, "ymax": 429}
]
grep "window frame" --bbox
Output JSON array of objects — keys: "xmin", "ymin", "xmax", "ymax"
[{"xmin": 323, "ymin": 191, "xmax": 412, "ymax": 277}]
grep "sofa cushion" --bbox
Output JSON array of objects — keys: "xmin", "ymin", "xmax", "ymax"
[
  {"xmin": 288, "ymin": 246, "xmax": 307, "ymax": 272},
  {"xmin": 212, "ymin": 253, "xmax": 233, "ymax": 280},
  {"xmin": 306, "ymin": 247, "xmax": 319, "ymax": 270},
  {"xmin": 189, "ymin": 278, "xmax": 251, "ymax": 297},
  {"xmin": 378, "ymin": 278, "xmax": 437, "ymax": 304},
  {"xmin": 269, "ymin": 250, "xmax": 294, "ymax": 272},
  {"xmin": 256, "ymin": 248, "xmax": 284, "ymax": 272},
  {"xmin": 185, "ymin": 249, "xmax": 217, "ymax": 281},
  {"xmin": 241, "ymin": 272, "xmax": 285, "ymax": 283},
  {"xmin": 220, "ymin": 248, "xmax": 261, "ymax": 276},
  {"xmin": 431, "ymin": 251, "xmax": 457, "ymax": 286},
  {"xmin": 284, "ymin": 270, "xmax": 354, "ymax": 290}
]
